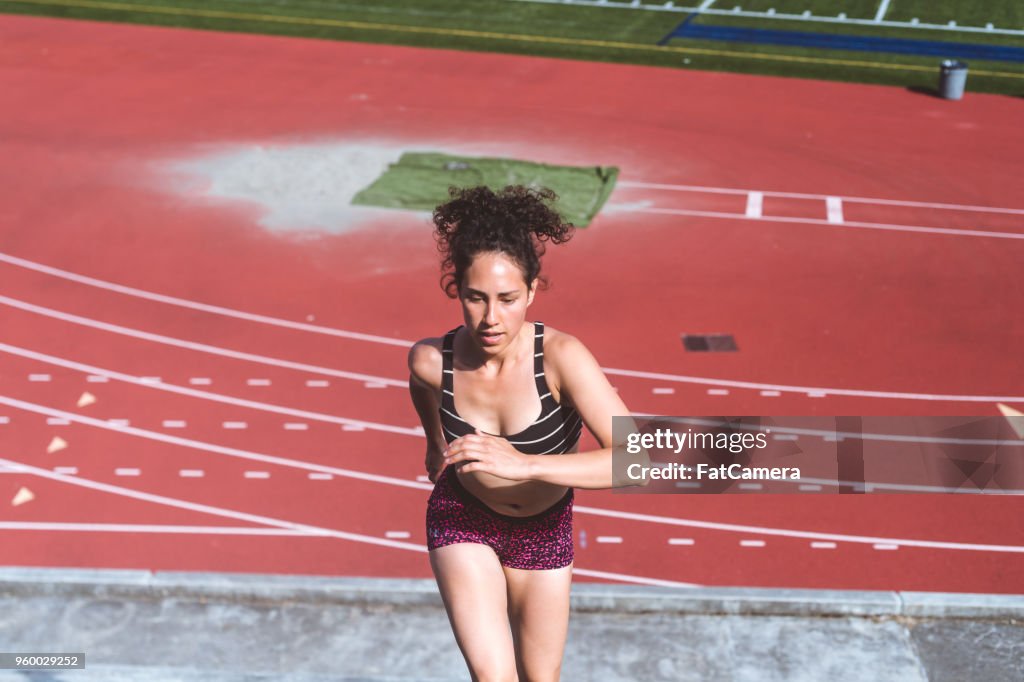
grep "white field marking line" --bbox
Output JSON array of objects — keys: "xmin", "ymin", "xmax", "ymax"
[
  {"xmin": 7, "ymin": 392, "xmax": 1021, "ymax": 553},
  {"xmin": 617, "ymin": 181, "xmax": 1024, "ymax": 216},
  {"xmin": 624, "ymin": 205, "xmax": 1024, "ymax": 241},
  {"xmin": 826, "ymin": 196, "xmax": 844, "ymax": 224},
  {"xmin": 507, "ymin": 0, "xmax": 1024, "ymax": 36},
  {"xmin": 596, "ymin": 536, "xmax": 624, "ymax": 544},
  {"xmin": 874, "ymin": 0, "xmax": 891, "ymax": 23},
  {"xmin": 0, "ymin": 457, "xmax": 697, "ymax": 590},
  {"xmin": 0, "ymin": 253, "xmax": 410, "ymax": 347},
  {"xmin": 697, "ymin": 0, "xmax": 715, "ymax": 10},
  {"xmin": 0, "ymin": 393, "xmax": 431, "ymax": 491},
  {"xmin": 745, "ymin": 191, "xmax": 763, "ymax": 218},
  {"xmin": 0, "ymin": 455, "xmax": 426, "ymax": 552},
  {"xmin": 0, "ymin": 343, "xmax": 420, "ymax": 436},
  {"xmin": 0, "ymin": 295, "xmax": 405, "ymax": 388},
  {"xmin": 572, "ymin": 503, "xmax": 1024, "ymax": 553},
  {"xmin": 3, "ymin": 254, "xmax": 1020, "ymax": 403},
  {"xmin": 0, "ymin": 522, "xmax": 323, "ymax": 535},
  {"xmin": 28, "ymin": 374, "xmax": 51, "ymax": 382},
  {"xmin": 811, "ymin": 541, "xmax": 837, "ymax": 549}
]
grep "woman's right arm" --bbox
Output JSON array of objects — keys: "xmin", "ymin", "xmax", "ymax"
[{"xmin": 407, "ymin": 340, "xmax": 448, "ymax": 483}]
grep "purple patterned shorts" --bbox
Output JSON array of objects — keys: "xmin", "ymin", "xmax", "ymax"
[{"xmin": 426, "ymin": 466, "xmax": 574, "ymax": 570}]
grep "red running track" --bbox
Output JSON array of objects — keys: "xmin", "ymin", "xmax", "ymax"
[{"xmin": 1, "ymin": 15, "xmax": 1023, "ymax": 592}]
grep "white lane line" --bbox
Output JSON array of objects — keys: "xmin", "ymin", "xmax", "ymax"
[
  {"xmin": 0, "ymin": 344, "xmax": 422, "ymax": 436},
  {"xmin": 0, "ymin": 295, "xmax": 405, "ymax": 388},
  {"xmin": 0, "ymin": 522, "xmax": 321, "ymax": 535},
  {"xmin": 874, "ymin": 0, "xmax": 892, "ymax": 23},
  {"xmin": 140, "ymin": 376, "xmax": 162, "ymax": 384},
  {"xmin": 811, "ymin": 541, "xmax": 837, "ymax": 549},
  {"xmin": 826, "ymin": 196, "xmax": 844, "ymax": 224},
  {"xmin": 799, "ymin": 484, "xmax": 823, "ymax": 492},
  {"xmin": 416, "ymin": 475, "xmax": 431, "ymax": 483},
  {"xmin": 107, "ymin": 418, "xmax": 130, "ymax": 427},
  {"xmin": 87, "ymin": 375, "xmax": 109, "ymax": 383},
  {"xmin": 247, "ymin": 379, "xmax": 271, "ymax": 386},
  {"xmin": 760, "ymin": 390, "xmax": 781, "ymax": 397},
  {"xmin": 738, "ymin": 483, "xmax": 763, "ymax": 491},
  {"xmin": 604, "ymin": 365, "xmax": 1024, "ymax": 403},
  {"xmin": 114, "ymin": 468, "xmax": 141, "ymax": 477},
  {"xmin": 284, "ymin": 423, "xmax": 308, "ymax": 431},
  {"xmin": 0, "ymin": 417, "xmax": 8, "ymax": 425},
  {"xmin": 874, "ymin": 543, "xmax": 900, "ymax": 551},
  {"xmin": 189, "ymin": 377, "xmax": 212, "ymax": 386},
  {"xmin": 807, "ymin": 391, "xmax": 827, "ymax": 398},
  {"xmin": 707, "ymin": 389, "xmax": 729, "ymax": 396},
  {"xmin": 0, "ymin": 457, "xmax": 696, "ymax": 589},
  {"xmin": 652, "ymin": 387, "xmax": 675, "ymax": 395},
  {"xmin": 668, "ymin": 538, "xmax": 695, "ymax": 546},
  {"xmin": 179, "ymin": 469, "xmax": 204, "ymax": 478},
  {"xmin": 308, "ymin": 473, "xmax": 333, "ymax": 480},
  {"xmin": 222, "ymin": 421, "xmax": 248, "ymax": 430},
  {"xmin": 244, "ymin": 471, "xmax": 270, "ymax": 479},
  {"xmin": 596, "ymin": 536, "xmax": 623, "ymax": 544},
  {"xmin": 740, "ymin": 539, "xmax": 766, "ymax": 547},
  {"xmin": 0, "ymin": 394, "xmax": 431, "ymax": 490},
  {"xmin": 2, "ymin": 394, "xmax": 1019, "ymax": 553},
  {"xmin": 28, "ymin": 374, "xmax": 51, "ymax": 382},
  {"xmin": 45, "ymin": 417, "xmax": 70, "ymax": 425},
  {"xmin": 306, "ymin": 380, "xmax": 330, "ymax": 388},
  {"xmin": 385, "ymin": 531, "xmax": 411, "ymax": 539},
  {"xmin": 53, "ymin": 466, "xmax": 78, "ymax": 475},
  {"xmin": 745, "ymin": 191, "xmax": 763, "ymax": 218},
  {"xmin": 162, "ymin": 420, "xmax": 187, "ymax": 428},
  {"xmin": 628, "ymin": 205, "xmax": 1024, "ymax": 241},
  {"xmin": 364, "ymin": 382, "xmax": 388, "ymax": 389},
  {"xmin": 3, "ymin": 261, "xmax": 1019, "ymax": 404},
  {"xmin": 615, "ymin": 181, "xmax": 1024, "ymax": 216},
  {"xmin": 0, "ymin": 251, "xmax": 411, "ymax": 347},
  {"xmin": 342, "ymin": 424, "xmax": 366, "ymax": 432}
]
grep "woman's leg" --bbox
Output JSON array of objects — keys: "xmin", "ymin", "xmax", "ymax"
[
  {"xmin": 430, "ymin": 543, "xmax": 519, "ymax": 682},
  {"xmin": 503, "ymin": 563, "xmax": 573, "ymax": 682}
]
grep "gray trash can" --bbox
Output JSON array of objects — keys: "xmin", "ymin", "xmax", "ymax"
[{"xmin": 938, "ymin": 59, "xmax": 968, "ymax": 100}]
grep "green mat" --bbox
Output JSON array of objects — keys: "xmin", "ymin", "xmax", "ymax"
[{"xmin": 351, "ymin": 152, "xmax": 618, "ymax": 227}]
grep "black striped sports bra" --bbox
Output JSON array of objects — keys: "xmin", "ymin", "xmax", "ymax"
[{"xmin": 439, "ymin": 322, "xmax": 583, "ymax": 456}]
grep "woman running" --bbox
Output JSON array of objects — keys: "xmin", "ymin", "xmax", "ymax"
[{"xmin": 408, "ymin": 185, "xmax": 636, "ymax": 682}]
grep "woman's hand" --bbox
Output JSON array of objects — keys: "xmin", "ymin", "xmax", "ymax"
[
  {"xmin": 444, "ymin": 431, "xmax": 532, "ymax": 481},
  {"xmin": 425, "ymin": 451, "xmax": 446, "ymax": 484}
]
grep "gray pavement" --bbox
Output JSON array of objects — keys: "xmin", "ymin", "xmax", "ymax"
[{"xmin": 0, "ymin": 567, "xmax": 1021, "ymax": 681}]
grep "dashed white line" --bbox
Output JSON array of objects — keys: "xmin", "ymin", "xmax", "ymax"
[
  {"xmin": 760, "ymin": 390, "xmax": 781, "ymax": 397},
  {"xmin": 45, "ymin": 418, "xmax": 70, "ymax": 426},
  {"xmin": 652, "ymin": 387, "xmax": 675, "ymax": 395},
  {"xmin": 284, "ymin": 423, "xmax": 309, "ymax": 431},
  {"xmin": 0, "ymin": 417, "xmax": 9, "ymax": 424},
  {"xmin": 53, "ymin": 466, "xmax": 78, "ymax": 475},
  {"xmin": 342, "ymin": 424, "xmax": 366, "ymax": 431},
  {"xmin": 738, "ymin": 483, "xmax": 763, "ymax": 491},
  {"xmin": 162, "ymin": 420, "xmax": 187, "ymax": 429},
  {"xmin": 306, "ymin": 380, "xmax": 330, "ymax": 388},
  {"xmin": 668, "ymin": 538, "xmax": 695, "ymax": 546},
  {"xmin": 222, "ymin": 421, "xmax": 248, "ymax": 430},
  {"xmin": 596, "ymin": 536, "xmax": 624, "ymax": 544},
  {"xmin": 114, "ymin": 468, "xmax": 141, "ymax": 477},
  {"xmin": 773, "ymin": 434, "xmax": 799, "ymax": 441},
  {"xmin": 799, "ymin": 484, "xmax": 823, "ymax": 492},
  {"xmin": 244, "ymin": 471, "xmax": 270, "ymax": 479},
  {"xmin": 28, "ymin": 374, "xmax": 51, "ymax": 382},
  {"xmin": 107, "ymin": 418, "xmax": 130, "ymax": 427},
  {"xmin": 179, "ymin": 469, "xmax": 204, "ymax": 478},
  {"xmin": 189, "ymin": 377, "xmax": 212, "ymax": 386},
  {"xmin": 811, "ymin": 541, "xmax": 837, "ymax": 549},
  {"xmin": 87, "ymin": 375, "xmax": 109, "ymax": 383},
  {"xmin": 247, "ymin": 379, "xmax": 271, "ymax": 386},
  {"xmin": 874, "ymin": 543, "xmax": 900, "ymax": 551},
  {"xmin": 364, "ymin": 382, "xmax": 388, "ymax": 389},
  {"xmin": 308, "ymin": 473, "xmax": 333, "ymax": 481},
  {"xmin": 385, "ymin": 531, "xmax": 411, "ymax": 539},
  {"xmin": 707, "ymin": 388, "xmax": 729, "ymax": 396},
  {"xmin": 745, "ymin": 191, "xmax": 763, "ymax": 218},
  {"xmin": 740, "ymin": 539, "xmax": 766, "ymax": 547}
]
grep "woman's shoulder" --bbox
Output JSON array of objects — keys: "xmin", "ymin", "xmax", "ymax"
[
  {"xmin": 407, "ymin": 336, "xmax": 444, "ymax": 390},
  {"xmin": 541, "ymin": 324, "xmax": 602, "ymax": 391}
]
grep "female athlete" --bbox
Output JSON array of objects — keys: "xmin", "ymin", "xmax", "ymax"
[{"xmin": 407, "ymin": 185, "xmax": 638, "ymax": 682}]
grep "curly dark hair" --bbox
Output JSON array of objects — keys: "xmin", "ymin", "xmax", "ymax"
[{"xmin": 432, "ymin": 185, "xmax": 575, "ymax": 298}]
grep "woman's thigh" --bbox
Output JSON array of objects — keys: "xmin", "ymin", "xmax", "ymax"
[
  {"xmin": 430, "ymin": 543, "xmax": 518, "ymax": 682},
  {"xmin": 503, "ymin": 563, "xmax": 573, "ymax": 682}
]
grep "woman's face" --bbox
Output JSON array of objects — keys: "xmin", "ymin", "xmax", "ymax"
[{"xmin": 459, "ymin": 251, "xmax": 536, "ymax": 355}]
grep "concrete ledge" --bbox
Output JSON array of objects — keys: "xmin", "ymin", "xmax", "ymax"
[{"xmin": 1, "ymin": 566, "xmax": 1021, "ymax": 620}]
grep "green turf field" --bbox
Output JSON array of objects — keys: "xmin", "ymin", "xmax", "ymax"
[{"xmin": 2, "ymin": 0, "xmax": 1022, "ymax": 95}]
